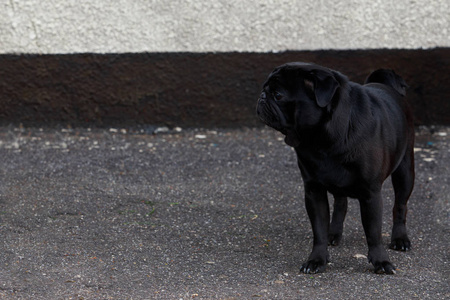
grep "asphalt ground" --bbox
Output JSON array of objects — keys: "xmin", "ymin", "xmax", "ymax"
[{"xmin": 0, "ymin": 125, "xmax": 448, "ymax": 299}]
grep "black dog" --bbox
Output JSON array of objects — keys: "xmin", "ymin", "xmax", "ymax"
[{"xmin": 256, "ymin": 63, "xmax": 414, "ymax": 274}]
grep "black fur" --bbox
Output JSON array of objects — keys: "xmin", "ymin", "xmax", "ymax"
[{"xmin": 257, "ymin": 63, "xmax": 415, "ymax": 274}]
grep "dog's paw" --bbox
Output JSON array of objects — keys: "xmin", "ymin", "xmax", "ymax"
[
  {"xmin": 300, "ymin": 258, "xmax": 328, "ymax": 274},
  {"xmin": 389, "ymin": 237, "xmax": 411, "ymax": 251},
  {"xmin": 373, "ymin": 261, "xmax": 396, "ymax": 275},
  {"xmin": 328, "ymin": 233, "xmax": 342, "ymax": 246},
  {"xmin": 368, "ymin": 247, "xmax": 396, "ymax": 274}
]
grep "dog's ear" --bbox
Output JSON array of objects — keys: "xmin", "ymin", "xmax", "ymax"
[{"xmin": 305, "ymin": 70, "xmax": 340, "ymax": 107}]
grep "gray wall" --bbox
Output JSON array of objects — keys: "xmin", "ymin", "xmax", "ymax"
[
  {"xmin": 1, "ymin": 1, "xmax": 449, "ymax": 127},
  {"xmin": 1, "ymin": 0, "xmax": 449, "ymax": 54}
]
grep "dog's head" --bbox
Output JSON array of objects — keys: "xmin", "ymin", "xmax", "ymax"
[{"xmin": 256, "ymin": 62, "xmax": 341, "ymax": 147}]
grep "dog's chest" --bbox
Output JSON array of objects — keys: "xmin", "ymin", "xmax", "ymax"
[{"xmin": 296, "ymin": 151, "xmax": 366, "ymax": 196}]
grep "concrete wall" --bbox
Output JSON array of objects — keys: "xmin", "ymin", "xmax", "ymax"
[
  {"xmin": 1, "ymin": 0, "xmax": 449, "ymax": 54},
  {"xmin": 0, "ymin": 1, "xmax": 449, "ymax": 127}
]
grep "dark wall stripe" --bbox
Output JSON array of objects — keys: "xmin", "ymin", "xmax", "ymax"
[{"xmin": 0, "ymin": 48, "xmax": 449, "ymax": 127}]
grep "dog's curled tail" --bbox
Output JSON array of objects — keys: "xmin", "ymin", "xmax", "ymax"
[{"xmin": 365, "ymin": 69, "xmax": 408, "ymax": 96}]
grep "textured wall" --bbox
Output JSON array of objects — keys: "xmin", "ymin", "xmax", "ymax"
[
  {"xmin": 1, "ymin": 0, "xmax": 449, "ymax": 54},
  {"xmin": 1, "ymin": 49, "xmax": 449, "ymax": 127},
  {"xmin": 1, "ymin": 1, "xmax": 449, "ymax": 127}
]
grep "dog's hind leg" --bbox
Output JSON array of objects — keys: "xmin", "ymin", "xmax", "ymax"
[
  {"xmin": 390, "ymin": 146, "xmax": 415, "ymax": 251},
  {"xmin": 328, "ymin": 195, "xmax": 348, "ymax": 246}
]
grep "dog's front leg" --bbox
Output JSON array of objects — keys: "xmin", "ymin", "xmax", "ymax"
[
  {"xmin": 300, "ymin": 182, "xmax": 330, "ymax": 274},
  {"xmin": 359, "ymin": 191, "xmax": 396, "ymax": 274}
]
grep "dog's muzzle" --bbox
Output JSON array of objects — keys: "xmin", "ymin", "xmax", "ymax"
[
  {"xmin": 256, "ymin": 92, "xmax": 269, "ymax": 122},
  {"xmin": 257, "ymin": 92, "xmax": 288, "ymax": 134}
]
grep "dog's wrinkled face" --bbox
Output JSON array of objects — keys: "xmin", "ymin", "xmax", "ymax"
[{"xmin": 256, "ymin": 63, "xmax": 340, "ymax": 146}]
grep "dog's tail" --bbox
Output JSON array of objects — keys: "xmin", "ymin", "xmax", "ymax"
[{"xmin": 365, "ymin": 69, "xmax": 408, "ymax": 96}]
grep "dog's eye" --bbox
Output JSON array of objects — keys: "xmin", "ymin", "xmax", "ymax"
[{"xmin": 273, "ymin": 92, "xmax": 283, "ymax": 101}]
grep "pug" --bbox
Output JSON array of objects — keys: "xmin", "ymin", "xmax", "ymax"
[{"xmin": 256, "ymin": 63, "xmax": 414, "ymax": 274}]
